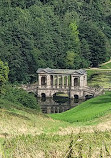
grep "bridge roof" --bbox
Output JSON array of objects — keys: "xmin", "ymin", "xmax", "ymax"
[{"xmin": 37, "ymin": 68, "xmax": 86, "ymax": 75}]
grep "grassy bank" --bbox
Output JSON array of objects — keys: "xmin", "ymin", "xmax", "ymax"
[
  {"xmin": 1, "ymin": 96, "xmax": 111, "ymax": 157},
  {"xmin": 0, "ymin": 98, "xmax": 70, "ymax": 136},
  {"xmin": 1, "ymin": 81, "xmax": 111, "ymax": 157},
  {"xmin": 100, "ymin": 61, "xmax": 111, "ymax": 69},
  {"xmin": 50, "ymin": 91, "xmax": 111, "ymax": 123},
  {"xmin": 2, "ymin": 130, "xmax": 111, "ymax": 158},
  {"xmin": 87, "ymin": 69, "xmax": 111, "ymax": 88}
]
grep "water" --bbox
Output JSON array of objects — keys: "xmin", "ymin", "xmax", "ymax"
[{"xmin": 37, "ymin": 96, "xmax": 85, "ymax": 114}]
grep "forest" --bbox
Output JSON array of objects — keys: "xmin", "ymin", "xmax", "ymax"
[{"xmin": 0, "ymin": 0, "xmax": 111, "ymax": 83}]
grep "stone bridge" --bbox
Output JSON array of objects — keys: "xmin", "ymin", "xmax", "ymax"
[{"xmin": 21, "ymin": 68, "xmax": 104, "ymax": 99}]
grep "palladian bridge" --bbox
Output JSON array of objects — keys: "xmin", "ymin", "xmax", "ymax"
[{"xmin": 36, "ymin": 68, "xmax": 103, "ymax": 99}]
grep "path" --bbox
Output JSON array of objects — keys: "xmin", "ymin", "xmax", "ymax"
[
  {"xmin": 100, "ymin": 59, "xmax": 111, "ymax": 66},
  {"xmin": 85, "ymin": 59, "xmax": 111, "ymax": 71},
  {"xmin": 86, "ymin": 68, "xmax": 111, "ymax": 71}
]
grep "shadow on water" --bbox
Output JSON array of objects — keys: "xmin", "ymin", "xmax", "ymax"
[{"xmin": 37, "ymin": 96, "xmax": 85, "ymax": 114}]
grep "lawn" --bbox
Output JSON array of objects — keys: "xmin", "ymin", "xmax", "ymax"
[
  {"xmin": 100, "ymin": 61, "xmax": 111, "ymax": 69},
  {"xmin": 2, "ymin": 131, "xmax": 111, "ymax": 158},
  {"xmin": 50, "ymin": 91, "xmax": 111, "ymax": 123},
  {"xmin": 87, "ymin": 69, "xmax": 111, "ymax": 88},
  {"xmin": 1, "ymin": 92, "xmax": 111, "ymax": 157}
]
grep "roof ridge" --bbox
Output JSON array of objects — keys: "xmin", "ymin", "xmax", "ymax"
[{"xmin": 37, "ymin": 68, "xmax": 86, "ymax": 75}]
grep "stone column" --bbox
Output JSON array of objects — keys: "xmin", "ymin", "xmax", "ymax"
[
  {"xmin": 57, "ymin": 75, "xmax": 59, "ymax": 89},
  {"xmin": 53, "ymin": 75, "xmax": 55, "ymax": 88},
  {"xmin": 85, "ymin": 75, "xmax": 87, "ymax": 86},
  {"xmin": 66, "ymin": 76, "xmax": 68, "ymax": 87},
  {"xmin": 38, "ymin": 75, "xmax": 41, "ymax": 87},
  {"xmin": 59, "ymin": 76, "xmax": 62, "ymax": 88},
  {"xmin": 71, "ymin": 75, "xmax": 74, "ymax": 88},
  {"xmin": 62, "ymin": 76, "xmax": 64, "ymax": 88},
  {"xmin": 46, "ymin": 75, "xmax": 50, "ymax": 88},
  {"xmin": 80, "ymin": 76, "xmax": 84, "ymax": 87}
]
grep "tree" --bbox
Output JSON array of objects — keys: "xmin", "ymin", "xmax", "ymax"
[
  {"xmin": 68, "ymin": 21, "xmax": 80, "ymax": 53},
  {"xmin": 0, "ymin": 60, "xmax": 9, "ymax": 93},
  {"xmin": 80, "ymin": 38, "xmax": 91, "ymax": 67},
  {"xmin": 79, "ymin": 22, "xmax": 110, "ymax": 67},
  {"xmin": 65, "ymin": 51, "xmax": 75, "ymax": 68}
]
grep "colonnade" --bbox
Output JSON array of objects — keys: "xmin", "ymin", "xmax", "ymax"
[
  {"xmin": 39, "ymin": 74, "xmax": 69, "ymax": 88},
  {"xmin": 51, "ymin": 75, "xmax": 69, "ymax": 88},
  {"xmin": 38, "ymin": 74, "xmax": 84, "ymax": 89}
]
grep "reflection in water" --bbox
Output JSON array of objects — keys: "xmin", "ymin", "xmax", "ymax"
[{"xmin": 37, "ymin": 96, "xmax": 84, "ymax": 114}]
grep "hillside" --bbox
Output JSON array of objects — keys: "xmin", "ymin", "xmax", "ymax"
[
  {"xmin": 86, "ymin": 60, "xmax": 111, "ymax": 88},
  {"xmin": 50, "ymin": 91, "xmax": 111, "ymax": 123},
  {"xmin": 100, "ymin": 60, "xmax": 111, "ymax": 69},
  {"xmin": 1, "ymin": 94, "xmax": 111, "ymax": 157},
  {"xmin": 1, "ymin": 0, "xmax": 111, "ymax": 157},
  {"xmin": 1, "ymin": 0, "xmax": 111, "ymax": 83}
]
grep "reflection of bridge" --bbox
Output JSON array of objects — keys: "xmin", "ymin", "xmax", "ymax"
[{"xmin": 38, "ymin": 98, "xmax": 82, "ymax": 113}]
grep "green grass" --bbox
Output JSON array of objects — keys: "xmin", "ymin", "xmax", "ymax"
[
  {"xmin": 2, "ymin": 131, "xmax": 111, "ymax": 158},
  {"xmin": 55, "ymin": 93, "xmax": 68, "ymax": 97},
  {"xmin": 87, "ymin": 69, "xmax": 111, "ymax": 88},
  {"xmin": 50, "ymin": 91, "xmax": 111, "ymax": 123},
  {"xmin": 0, "ymin": 98, "xmax": 71, "ymax": 136},
  {"xmin": 1, "ymin": 81, "xmax": 111, "ymax": 157},
  {"xmin": 100, "ymin": 62, "xmax": 111, "ymax": 69},
  {"xmin": 1, "ymin": 89, "xmax": 111, "ymax": 157}
]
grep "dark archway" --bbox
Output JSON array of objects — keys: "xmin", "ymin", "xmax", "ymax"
[
  {"xmin": 74, "ymin": 78, "xmax": 79, "ymax": 86},
  {"xmin": 53, "ymin": 92, "xmax": 69, "ymax": 103},
  {"xmin": 41, "ymin": 76, "xmax": 46, "ymax": 85},
  {"xmin": 74, "ymin": 94, "xmax": 79, "ymax": 103},
  {"xmin": 85, "ymin": 95, "xmax": 93, "ymax": 100},
  {"xmin": 74, "ymin": 94, "xmax": 79, "ymax": 99},
  {"xmin": 41, "ymin": 93, "xmax": 46, "ymax": 101}
]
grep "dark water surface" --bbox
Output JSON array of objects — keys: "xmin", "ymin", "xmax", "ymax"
[{"xmin": 37, "ymin": 96, "xmax": 85, "ymax": 113}]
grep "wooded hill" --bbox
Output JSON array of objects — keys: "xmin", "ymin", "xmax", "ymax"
[{"xmin": 0, "ymin": 0, "xmax": 111, "ymax": 83}]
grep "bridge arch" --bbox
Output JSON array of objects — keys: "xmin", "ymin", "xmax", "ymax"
[
  {"xmin": 53, "ymin": 92, "xmax": 69, "ymax": 104},
  {"xmin": 41, "ymin": 93, "xmax": 46, "ymax": 97},
  {"xmin": 41, "ymin": 93, "xmax": 46, "ymax": 102},
  {"xmin": 74, "ymin": 94, "xmax": 79, "ymax": 99},
  {"xmin": 85, "ymin": 94, "xmax": 93, "ymax": 100},
  {"xmin": 53, "ymin": 92, "xmax": 69, "ymax": 98}
]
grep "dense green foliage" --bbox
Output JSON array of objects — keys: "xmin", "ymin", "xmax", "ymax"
[
  {"xmin": 1, "ymin": 84, "xmax": 40, "ymax": 110},
  {"xmin": 0, "ymin": 60, "xmax": 9, "ymax": 93},
  {"xmin": 0, "ymin": 0, "xmax": 111, "ymax": 83},
  {"xmin": 50, "ymin": 91, "xmax": 111, "ymax": 122}
]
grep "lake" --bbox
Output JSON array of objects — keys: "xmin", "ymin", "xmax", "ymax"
[{"xmin": 37, "ymin": 96, "xmax": 85, "ymax": 113}]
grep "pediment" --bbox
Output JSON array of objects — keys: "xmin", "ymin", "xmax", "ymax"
[{"xmin": 37, "ymin": 70, "xmax": 47, "ymax": 73}]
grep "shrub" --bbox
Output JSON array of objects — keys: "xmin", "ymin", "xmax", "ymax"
[{"xmin": 2, "ymin": 84, "xmax": 40, "ymax": 110}]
